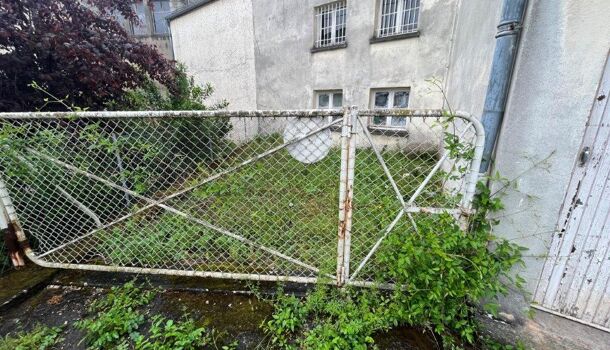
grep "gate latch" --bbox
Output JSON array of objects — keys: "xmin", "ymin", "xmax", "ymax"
[{"xmin": 579, "ymin": 146, "xmax": 591, "ymax": 166}]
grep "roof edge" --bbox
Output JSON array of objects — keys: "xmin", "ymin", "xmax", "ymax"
[{"xmin": 167, "ymin": 0, "xmax": 218, "ymax": 21}]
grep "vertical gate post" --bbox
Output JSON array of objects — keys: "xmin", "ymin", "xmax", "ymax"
[{"xmin": 336, "ymin": 106, "xmax": 357, "ymax": 286}]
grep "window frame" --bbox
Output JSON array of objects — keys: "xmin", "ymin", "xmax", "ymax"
[
  {"xmin": 151, "ymin": 0, "xmax": 173, "ymax": 35},
  {"xmin": 315, "ymin": 90, "xmax": 344, "ymax": 127},
  {"xmin": 313, "ymin": 1, "xmax": 348, "ymax": 49},
  {"xmin": 131, "ymin": 2, "xmax": 149, "ymax": 36},
  {"xmin": 368, "ymin": 88, "xmax": 411, "ymax": 131},
  {"xmin": 375, "ymin": 0, "xmax": 421, "ymax": 39}
]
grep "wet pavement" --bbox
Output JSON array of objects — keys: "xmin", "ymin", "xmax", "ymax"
[{"xmin": 0, "ymin": 266, "xmax": 439, "ymax": 349}]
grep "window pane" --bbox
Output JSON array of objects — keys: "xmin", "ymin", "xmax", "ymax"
[
  {"xmin": 152, "ymin": 1, "xmax": 172, "ymax": 35},
  {"xmin": 402, "ymin": 0, "xmax": 420, "ymax": 33},
  {"xmin": 373, "ymin": 116, "xmax": 387, "ymax": 125},
  {"xmin": 318, "ymin": 94, "xmax": 330, "ymax": 108},
  {"xmin": 335, "ymin": 7, "xmax": 346, "ymax": 43},
  {"xmin": 132, "ymin": 3, "xmax": 148, "ymax": 36},
  {"xmin": 316, "ymin": 1, "xmax": 347, "ymax": 47},
  {"xmin": 374, "ymin": 92, "xmax": 389, "ymax": 108},
  {"xmin": 380, "ymin": 0, "xmax": 399, "ymax": 36},
  {"xmin": 332, "ymin": 93, "xmax": 343, "ymax": 108},
  {"xmin": 393, "ymin": 91, "xmax": 409, "ymax": 108},
  {"xmin": 390, "ymin": 117, "xmax": 407, "ymax": 126}
]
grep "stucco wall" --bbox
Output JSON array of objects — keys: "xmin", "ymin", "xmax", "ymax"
[
  {"xmin": 444, "ymin": 0, "xmax": 501, "ymax": 117},
  {"xmin": 494, "ymin": 0, "xmax": 610, "ymax": 298},
  {"xmin": 170, "ymin": 0, "xmax": 259, "ymax": 140},
  {"xmin": 250, "ymin": 0, "xmax": 459, "ymax": 111}
]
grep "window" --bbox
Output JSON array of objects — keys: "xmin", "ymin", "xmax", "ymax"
[
  {"xmin": 314, "ymin": 1, "xmax": 347, "ymax": 48},
  {"xmin": 316, "ymin": 90, "xmax": 343, "ymax": 124},
  {"xmin": 132, "ymin": 2, "xmax": 149, "ymax": 36},
  {"xmin": 377, "ymin": 0, "xmax": 420, "ymax": 38},
  {"xmin": 152, "ymin": 1, "xmax": 172, "ymax": 35},
  {"xmin": 370, "ymin": 89, "xmax": 410, "ymax": 128}
]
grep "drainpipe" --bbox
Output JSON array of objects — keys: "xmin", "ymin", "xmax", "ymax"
[{"xmin": 479, "ymin": 0, "xmax": 529, "ymax": 172}]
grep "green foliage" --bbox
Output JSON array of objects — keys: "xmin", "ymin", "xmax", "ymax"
[
  {"xmin": 74, "ymin": 281, "xmax": 234, "ymax": 350},
  {"xmin": 75, "ymin": 281, "xmax": 156, "ymax": 349},
  {"xmin": 0, "ymin": 324, "xmax": 63, "ymax": 350},
  {"xmin": 117, "ymin": 64, "xmax": 229, "ymax": 112},
  {"xmin": 133, "ymin": 316, "xmax": 212, "ymax": 350},
  {"xmin": 262, "ymin": 286, "xmax": 392, "ymax": 350},
  {"xmin": 261, "ymin": 180, "xmax": 527, "ymax": 349}
]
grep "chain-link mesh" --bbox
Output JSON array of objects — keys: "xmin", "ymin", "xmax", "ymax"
[
  {"xmin": 348, "ymin": 112, "xmax": 479, "ymax": 284},
  {"xmin": 0, "ymin": 109, "xmax": 482, "ymax": 285}
]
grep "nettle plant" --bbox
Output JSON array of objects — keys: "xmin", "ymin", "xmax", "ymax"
[{"xmin": 259, "ymin": 111, "xmax": 527, "ymax": 350}]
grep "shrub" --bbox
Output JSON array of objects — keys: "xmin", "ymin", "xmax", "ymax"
[{"xmin": 260, "ymin": 180, "xmax": 526, "ymax": 349}]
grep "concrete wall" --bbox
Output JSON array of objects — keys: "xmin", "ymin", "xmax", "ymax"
[
  {"xmin": 136, "ymin": 35, "xmax": 174, "ymax": 59},
  {"xmin": 170, "ymin": 0, "xmax": 259, "ymax": 140},
  {"xmin": 494, "ymin": 0, "xmax": 610, "ymax": 301},
  {"xmin": 473, "ymin": 0, "xmax": 610, "ymax": 348},
  {"xmin": 124, "ymin": 0, "xmax": 189, "ymax": 60},
  {"xmin": 444, "ymin": 0, "xmax": 501, "ymax": 117},
  {"xmin": 251, "ymin": 0, "xmax": 459, "ymax": 111}
]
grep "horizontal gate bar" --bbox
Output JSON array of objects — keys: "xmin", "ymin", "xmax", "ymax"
[
  {"xmin": 0, "ymin": 108, "xmax": 465, "ymax": 120},
  {"xmin": 0, "ymin": 109, "xmax": 344, "ymax": 119}
]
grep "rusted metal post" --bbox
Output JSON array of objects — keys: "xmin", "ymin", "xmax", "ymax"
[
  {"xmin": 0, "ymin": 177, "xmax": 31, "ymax": 256},
  {"xmin": 336, "ymin": 106, "xmax": 357, "ymax": 286}
]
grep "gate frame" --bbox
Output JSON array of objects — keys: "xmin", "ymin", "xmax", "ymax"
[{"xmin": 0, "ymin": 108, "xmax": 484, "ymax": 287}]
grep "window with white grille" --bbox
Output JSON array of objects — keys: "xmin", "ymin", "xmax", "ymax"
[
  {"xmin": 314, "ymin": 1, "xmax": 347, "ymax": 48},
  {"xmin": 377, "ymin": 0, "xmax": 420, "ymax": 38},
  {"xmin": 370, "ymin": 89, "xmax": 410, "ymax": 129}
]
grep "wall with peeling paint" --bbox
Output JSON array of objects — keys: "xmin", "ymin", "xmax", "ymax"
[{"xmin": 494, "ymin": 0, "xmax": 610, "ymax": 302}]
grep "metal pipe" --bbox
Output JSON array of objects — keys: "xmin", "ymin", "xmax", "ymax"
[{"xmin": 479, "ymin": 0, "xmax": 529, "ymax": 172}]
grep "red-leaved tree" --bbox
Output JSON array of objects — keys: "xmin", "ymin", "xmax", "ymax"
[{"xmin": 0, "ymin": 0, "xmax": 177, "ymax": 111}]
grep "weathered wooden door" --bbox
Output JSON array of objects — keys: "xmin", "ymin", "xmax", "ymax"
[{"xmin": 534, "ymin": 53, "xmax": 610, "ymax": 331}]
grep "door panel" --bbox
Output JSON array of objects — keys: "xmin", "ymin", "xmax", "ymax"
[{"xmin": 534, "ymin": 53, "xmax": 610, "ymax": 331}]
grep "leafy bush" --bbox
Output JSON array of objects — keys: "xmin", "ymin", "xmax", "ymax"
[
  {"xmin": 0, "ymin": 0, "xmax": 177, "ymax": 112},
  {"xmin": 0, "ymin": 324, "xmax": 63, "ymax": 350},
  {"xmin": 260, "ymin": 180, "xmax": 526, "ymax": 349}
]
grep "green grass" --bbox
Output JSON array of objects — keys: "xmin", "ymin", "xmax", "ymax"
[{"xmin": 97, "ymin": 134, "xmax": 451, "ymax": 278}]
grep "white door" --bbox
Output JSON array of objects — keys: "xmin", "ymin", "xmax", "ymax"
[{"xmin": 534, "ymin": 53, "xmax": 610, "ymax": 332}]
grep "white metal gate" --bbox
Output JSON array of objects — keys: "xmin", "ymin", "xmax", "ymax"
[
  {"xmin": 534, "ymin": 54, "xmax": 610, "ymax": 331},
  {"xmin": 0, "ymin": 108, "xmax": 483, "ymax": 286}
]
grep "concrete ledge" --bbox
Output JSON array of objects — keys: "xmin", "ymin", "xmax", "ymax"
[
  {"xmin": 368, "ymin": 127, "xmax": 409, "ymax": 138},
  {"xmin": 477, "ymin": 307, "xmax": 610, "ymax": 350},
  {"xmin": 310, "ymin": 42, "xmax": 348, "ymax": 53},
  {"xmin": 370, "ymin": 31, "xmax": 420, "ymax": 44}
]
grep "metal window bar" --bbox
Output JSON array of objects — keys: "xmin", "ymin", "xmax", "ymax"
[
  {"xmin": 378, "ymin": 0, "xmax": 420, "ymax": 38},
  {"xmin": 315, "ymin": 1, "xmax": 347, "ymax": 48},
  {"xmin": 0, "ymin": 109, "xmax": 483, "ymax": 287}
]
